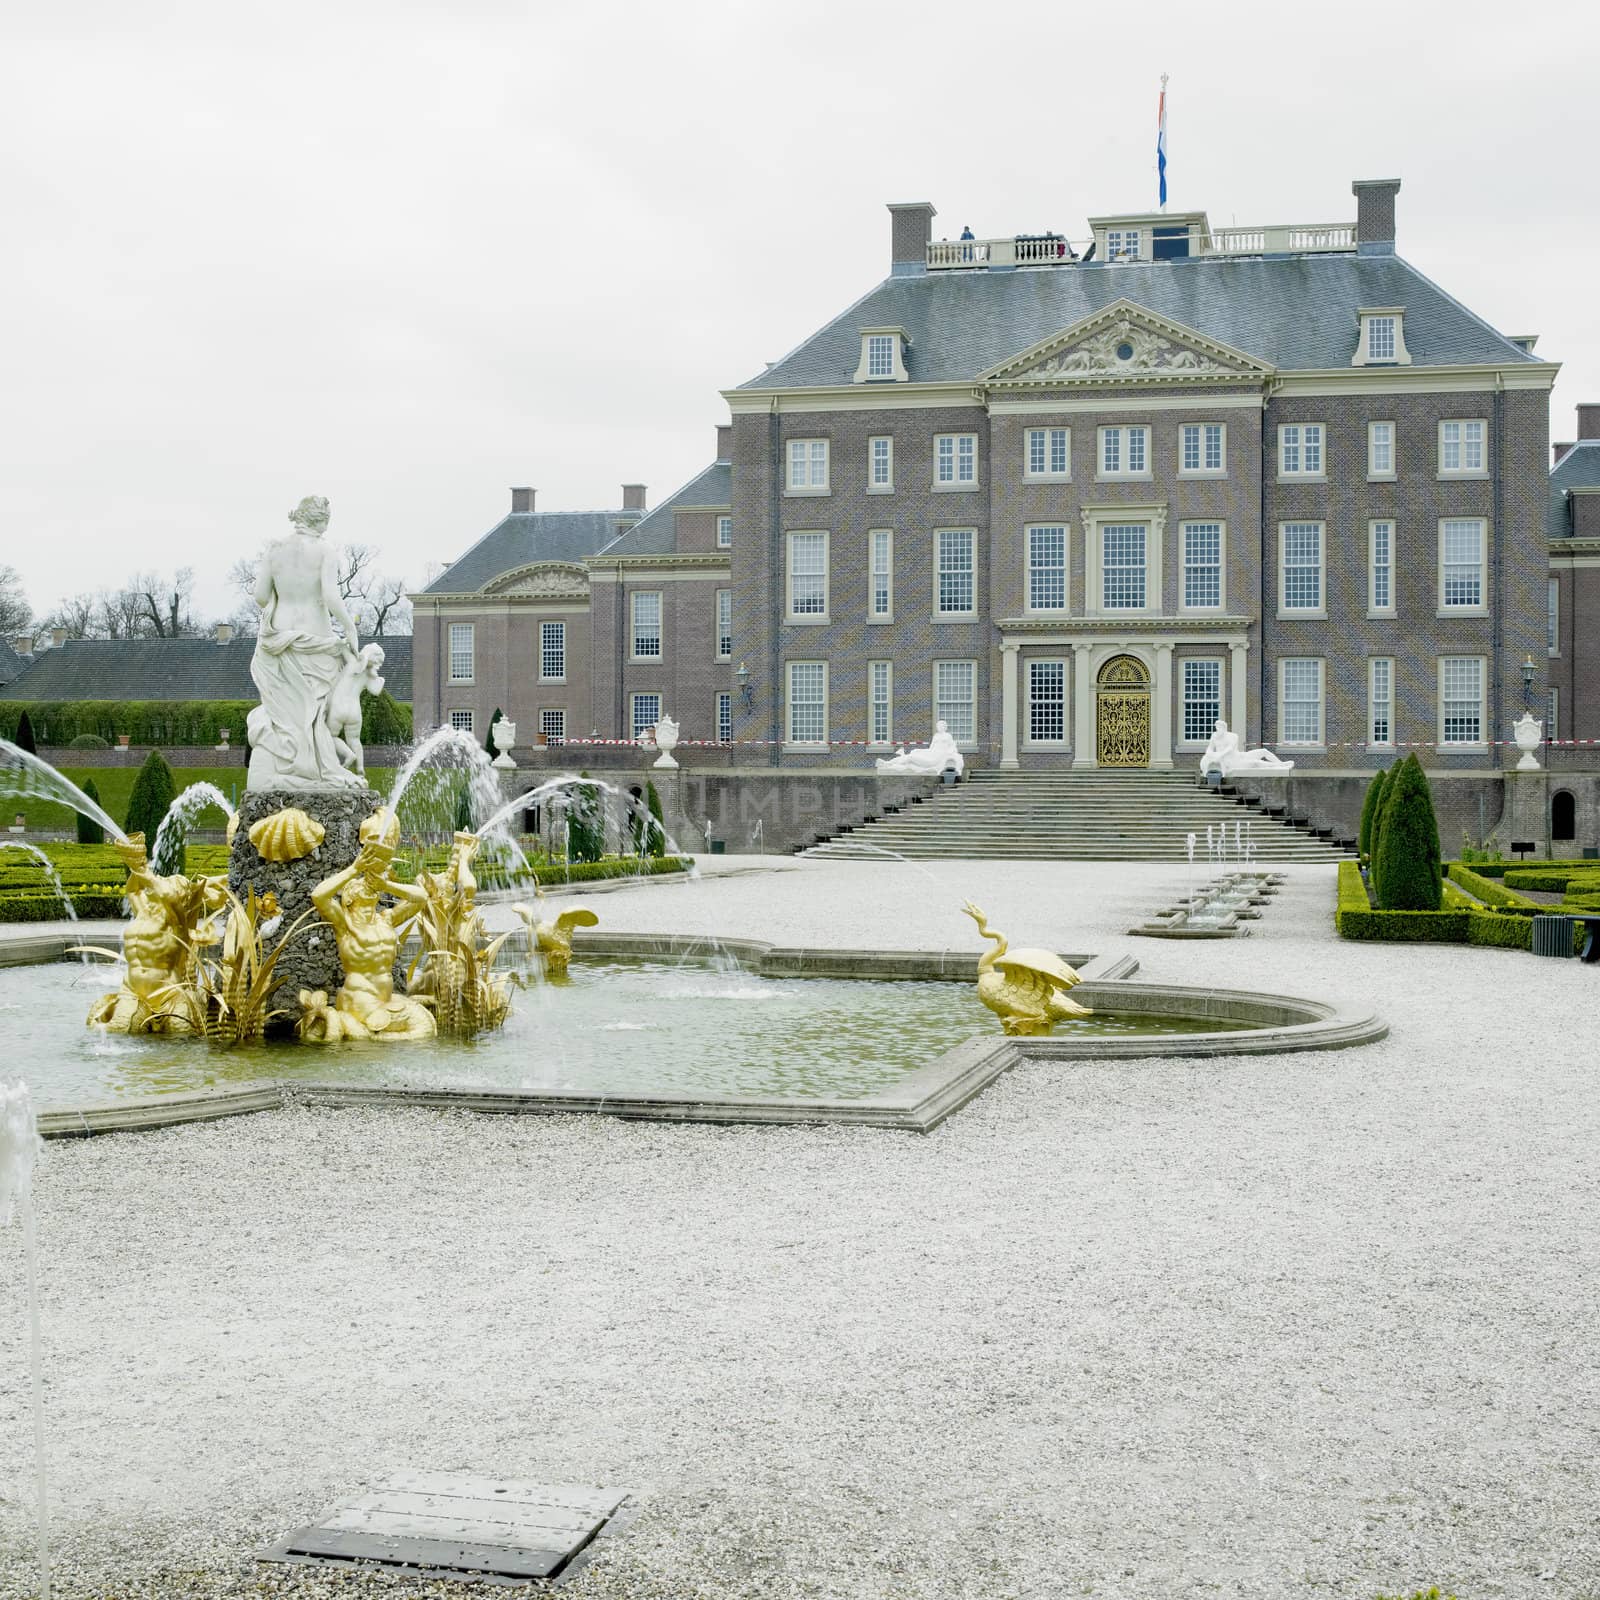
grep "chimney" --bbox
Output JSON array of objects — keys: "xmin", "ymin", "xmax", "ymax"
[
  {"xmin": 1578, "ymin": 404, "xmax": 1600, "ymax": 441},
  {"xmin": 511, "ymin": 486, "xmax": 536, "ymax": 514},
  {"xmin": 715, "ymin": 423, "xmax": 733, "ymax": 462},
  {"xmin": 214, "ymin": 622, "xmax": 234, "ymax": 644},
  {"xmin": 622, "ymin": 483, "xmax": 647, "ymax": 512},
  {"xmin": 1352, "ymin": 179, "xmax": 1400, "ymax": 255},
  {"xmin": 8, "ymin": 633, "xmax": 32, "ymax": 656},
  {"xmin": 1555, "ymin": 442, "xmax": 1577, "ymax": 466},
  {"xmin": 888, "ymin": 201, "xmax": 936, "ymax": 275},
  {"xmin": 50, "ymin": 627, "xmax": 68, "ymax": 648}
]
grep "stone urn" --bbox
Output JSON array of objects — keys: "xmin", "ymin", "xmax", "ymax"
[
  {"xmin": 652, "ymin": 713, "xmax": 679, "ymax": 770},
  {"xmin": 491, "ymin": 716, "xmax": 517, "ymax": 771},
  {"xmin": 1512, "ymin": 713, "xmax": 1543, "ymax": 771}
]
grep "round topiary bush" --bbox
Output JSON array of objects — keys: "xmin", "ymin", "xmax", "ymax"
[
  {"xmin": 1374, "ymin": 753, "xmax": 1442, "ymax": 912},
  {"xmin": 68, "ymin": 733, "xmax": 110, "ymax": 750}
]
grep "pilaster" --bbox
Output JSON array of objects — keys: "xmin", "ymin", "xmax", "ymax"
[{"xmin": 999, "ymin": 644, "xmax": 1020, "ymax": 769}]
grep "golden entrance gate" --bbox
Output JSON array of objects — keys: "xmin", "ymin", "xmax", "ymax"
[{"xmin": 1095, "ymin": 654, "xmax": 1150, "ymax": 767}]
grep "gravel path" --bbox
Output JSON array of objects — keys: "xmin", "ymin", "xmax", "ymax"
[{"xmin": 1, "ymin": 859, "xmax": 1597, "ymax": 1599}]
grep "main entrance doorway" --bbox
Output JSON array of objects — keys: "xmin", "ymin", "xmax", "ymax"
[{"xmin": 1096, "ymin": 654, "xmax": 1151, "ymax": 767}]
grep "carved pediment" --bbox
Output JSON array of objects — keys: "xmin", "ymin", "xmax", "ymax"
[
  {"xmin": 481, "ymin": 561, "xmax": 591, "ymax": 601},
  {"xmin": 985, "ymin": 300, "xmax": 1271, "ymax": 386}
]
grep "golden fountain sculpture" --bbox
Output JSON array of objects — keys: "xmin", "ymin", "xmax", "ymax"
[
  {"xmin": 962, "ymin": 901, "xmax": 1092, "ymax": 1036},
  {"xmin": 407, "ymin": 830, "xmax": 514, "ymax": 1036},
  {"xmin": 510, "ymin": 884, "xmax": 599, "ymax": 979}
]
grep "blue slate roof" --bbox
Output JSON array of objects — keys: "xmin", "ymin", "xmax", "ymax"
[
  {"xmin": 423, "ymin": 510, "xmax": 637, "ymax": 594},
  {"xmin": 0, "ymin": 636, "xmax": 24, "ymax": 688},
  {"xmin": 740, "ymin": 254, "xmax": 1540, "ymax": 390},
  {"xmin": 1549, "ymin": 440, "xmax": 1600, "ymax": 538},
  {"xmin": 600, "ymin": 463, "xmax": 731, "ymax": 557}
]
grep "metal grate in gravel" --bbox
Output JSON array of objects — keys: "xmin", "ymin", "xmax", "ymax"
[{"xmin": 259, "ymin": 1470, "xmax": 631, "ymax": 1587}]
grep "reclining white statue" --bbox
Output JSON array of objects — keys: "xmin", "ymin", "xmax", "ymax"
[
  {"xmin": 875, "ymin": 721, "xmax": 964, "ymax": 776},
  {"xmin": 1198, "ymin": 718, "xmax": 1294, "ymax": 778}
]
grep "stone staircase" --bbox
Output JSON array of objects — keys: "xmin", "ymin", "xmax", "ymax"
[{"xmin": 801, "ymin": 768, "xmax": 1353, "ymax": 862}]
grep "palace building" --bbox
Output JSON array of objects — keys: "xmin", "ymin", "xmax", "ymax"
[{"xmin": 415, "ymin": 177, "xmax": 1577, "ymax": 775}]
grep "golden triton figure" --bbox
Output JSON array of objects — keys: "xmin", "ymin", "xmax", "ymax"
[
  {"xmin": 962, "ymin": 900, "xmax": 1092, "ymax": 1036},
  {"xmin": 409, "ymin": 830, "xmax": 514, "ymax": 1034}
]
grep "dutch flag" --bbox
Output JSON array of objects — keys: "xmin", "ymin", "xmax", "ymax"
[{"xmin": 1156, "ymin": 75, "xmax": 1169, "ymax": 210}]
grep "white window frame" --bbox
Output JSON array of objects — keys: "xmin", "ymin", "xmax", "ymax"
[
  {"xmin": 786, "ymin": 531, "xmax": 829, "ymax": 624},
  {"xmin": 867, "ymin": 660, "xmax": 893, "ymax": 747},
  {"xmin": 1179, "ymin": 658, "xmax": 1222, "ymax": 747},
  {"xmin": 717, "ymin": 691, "xmax": 732, "ymax": 744},
  {"xmin": 1178, "ymin": 422, "xmax": 1227, "ymax": 478},
  {"xmin": 1024, "ymin": 658, "xmax": 1068, "ymax": 747},
  {"xmin": 1025, "ymin": 524, "xmax": 1068, "ymax": 613},
  {"xmin": 1106, "ymin": 228, "xmax": 1141, "ymax": 261},
  {"xmin": 1437, "ymin": 518, "xmax": 1487, "ymax": 615},
  {"xmin": 1353, "ymin": 309, "xmax": 1410, "ymax": 367},
  {"xmin": 1438, "ymin": 419, "xmax": 1487, "ymax": 479},
  {"xmin": 868, "ymin": 436, "xmax": 894, "ymax": 494},
  {"xmin": 785, "ymin": 438, "xmax": 830, "ymax": 494},
  {"xmin": 1083, "ymin": 506, "xmax": 1165, "ymax": 618},
  {"xmin": 1179, "ymin": 520, "xmax": 1225, "ymax": 613},
  {"xmin": 934, "ymin": 432, "xmax": 978, "ymax": 489},
  {"xmin": 869, "ymin": 528, "xmax": 893, "ymax": 623},
  {"xmin": 631, "ymin": 693, "xmax": 662, "ymax": 742},
  {"xmin": 1368, "ymin": 520, "xmax": 1395, "ymax": 618},
  {"xmin": 1368, "ymin": 657, "xmax": 1394, "ymax": 749},
  {"xmin": 1023, "ymin": 427, "xmax": 1071, "ymax": 482},
  {"xmin": 447, "ymin": 622, "xmax": 475, "ymax": 683},
  {"xmin": 785, "ymin": 661, "xmax": 828, "ymax": 747},
  {"xmin": 1548, "ymin": 575, "xmax": 1560, "ymax": 656},
  {"xmin": 448, "ymin": 709, "xmax": 474, "ymax": 734},
  {"xmin": 1278, "ymin": 521, "xmax": 1326, "ymax": 618},
  {"xmin": 540, "ymin": 707, "xmax": 565, "ymax": 746},
  {"xmin": 1547, "ymin": 687, "xmax": 1559, "ymax": 743},
  {"xmin": 716, "ymin": 588, "xmax": 732, "ymax": 661},
  {"xmin": 540, "ymin": 619, "xmax": 565, "ymax": 682},
  {"xmin": 934, "ymin": 528, "xmax": 976, "ymax": 618},
  {"xmin": 1438, "ymin": 656, "xmax": 1487, "ymax": 749},
  {"xmin": 853, "ymin": 329, "xmax": 908, "ymax": 384},
  {"xmin": 630, "ymin": 590, "xmax": 663, "ymax": 660},
  {"xmin": 934, "ymin": 659, "xmax": 978, "ymax": 747},
  {"xmin": 1367, "ymin": 420, "xmax": 1396, "ymax": 481},
  {"xmin": 1277, "ymin": 423, "xmax": 1326, "ymax": 479},
  {"xmin": 1277, "ymin": 658, "xmax": 1325, "ymax": 749},
  {"xmin": 1098, "ymin": 425, "xmax": 1151, "ymax": 480},
  {"xmin": 716, "ymin": 515, "xmax": 732, "ymax": 548}
]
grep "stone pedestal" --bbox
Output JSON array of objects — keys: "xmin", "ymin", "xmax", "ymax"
[{"xmin": 229, "ymin": 786, "xmax": 384, "ymax": 1030}]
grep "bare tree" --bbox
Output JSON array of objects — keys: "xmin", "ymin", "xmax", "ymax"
[
  {"xmin": 42, "ymin": 593, "xmax": 99, "ymax": 638},
  {"xmin": 99, "ymin": 584, "xmax": 147, "ymax": 639},
  {"xmin": 0, "ymin": 564, "xmax": 32, "ymax": 637},
  {"xmin": 134, "ymin": 568, "xmax": 197, "ymax": 638},
  {"xmin": 362, "ymin": 575, "xmax": 413, "ymax": 636},
  {"xmin": 334, "ymin": 542, "xmax": 377, "ymax": 605}
]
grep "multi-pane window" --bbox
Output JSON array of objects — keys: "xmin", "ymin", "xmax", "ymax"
[
  {"xmin": 1027, "ymin": 659, "xmax": 1065, "ymax": 743},
  {"xmin": 1549, "ymin": 575, "xmax": 1560, "ymax": 654},
  {"xmin": 1100, "ymin": 425, "xmax": 1149, "ymax": 476},
  {"xmin": 1369, "ymin": 658, "xmax": 1393, "ymax": 747},
  {"xmin": 788, "ymin": 532, "xmax": 828, "ymax": 618},
  {"xmin": 449, "ymin": 709, "xmax": 474, "ymax": 733},
  {"xmin": 1180, "ymin": 423, "xmax": 1225, "ymax": 474},
  {"xmin": 1439, "ymin": 419, "xmax": 1486, "ymax": 475},
  {"xmin": 1440, "ymin": 519, "xmax": 1485, "ymax": 609},
  {"xmin": 787, "ymin": 662, "xmax": 827, "ymax": 744},
  {"xmin": 716, "ymin": 693, "xmax": 732, "ymax": 744},
  {"xmin": 1369, "ymin": 521, "xmax": 1394, "ymax": 614},
  {"xmin": 716, "ymin": 589, "xmax": 732, "ymax": 659},
  {"xmin": 868, "ymin": 660, "xmax": 893, "ymax": 744},
  {"xmin": 1106, "ymin": 228, "xmax": 1140, "ymax": 260},
  {"xmin": 1281, "ymin": 658, "xmax": 1323, "ymax": 746},
  {"xmin": 870, "ymin": 529, "xmax": 893, "ymax": 619},
  {"xmin": 1368, "ymin": 421, "xmax": 1395, "ymax": 477},
  {"xmin": 1182, "ymin": 522, "xmax": 1222, "ymax": 609},
  {"xmin": 936, "ymin": 529, "xmax": 975, "ymax": 614},
  {"xmin": 631, "ymin": 591, "xmax": 662, "ymax": 658},
  {"xmin": 1440, "ymin": 657, "xmax": 1484, "ymax": 745},
  {"xmin": 631, "ymin": 693, "xmax": 661, "ymax": 741},
  {"xmin": 448, "ymin": 623, "xmax": 474, "ymax": 681},
  {"xmin": 1102, "ymin": 524, "xmax": 1147, "ymax": 609},
  {"xmin": 1181, "ymin": 659, "xmax": 1222, "ymax": 743},
  {"xmin": 1367, "ymin": 317, "xmax": 1396, "ymax": 361},
  {"xmin": 1281, "ymin": 522, "xmax": 1324, "ymax": 612},
  {"xmin": 540, "ymin": 620, "xmax": 565, "ymax": 680},
  {"xmin": 1026, "ymin": 525, "xmax": 1067, "ymax": 611},
  {"xmin": 869, "ymin": 436, "xmax": 893, "ymax": 490},
  {"xmin": 866, "ymin": 334, "xmax": 895, "ymax": 378},
  {"xmin": 541, "ymin": 708, "xmax": 565, "ymax": 746},
  {"xmin": 786, "ymin": 438, "xmax": 829, "ymax": 491},
  {"xmin": 1279, "ymin": 423, "xmax": 1325, "ymax": 476},
  {"xmin": 935, "ymin": 660, "xmax": 977, "ymax": 743},
  {"xmin": 717, "ymin": 515, "xmax": 732, "ymax": 548},
  {"xmin": 1024, "ymin": 427, "xmax": 1070, "ymax": 478},
  {"xmin": 935, "ymin": 433, "xmax": 977, "ymax": 485}
]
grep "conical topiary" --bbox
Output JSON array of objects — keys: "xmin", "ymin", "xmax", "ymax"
[
  {"xmin": 124, "ymin": 750, "xmax": 179, "ymax": 874},
  {"xmin": 14, "ymin": 709, "xmax": 37, "ymax": 754},
  {"xmin": 76, "ymin": 775, "xmax": 105, "ymax": 845},
  {"xmin": 1374, "ymin": 753, "xmax": 1442, "ymax": 911},
  {"xmin": 485, "ymin": 708, "xmax": 504, "ymax": 756},
  {"xmin": 1369, "ymin": 764, "xmax": 1396, "ymax": 901},
  {"xmin": 645, "ymin": 779, "xmax": 666, "ymax": 859},
  {"xmin": 1359, "ymin": 765, "xmax": 1390, "ymax": 862}
]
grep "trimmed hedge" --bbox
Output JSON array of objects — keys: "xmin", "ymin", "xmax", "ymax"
[
  {"xmin": 0, "ymin": 697, "xmax": 411, "ymax": 748},
  {"xmin": 1446, "ymin": 864, "xmax": 1542, "ymax": 914},
  {"xmin": 1336, "ymin": 861, "xmax": 1534, "ymax": 950},
  {"xmin": 1562, "ymin": 892, "xmax": 1600, "ymax": 911},
  {"xmin": 0, "ymin": 891, "xmax": 129, "ymax": 922},
  {"xmin": 1503, "ymin": 867, "xmax": 1600, "ymax": 893}
]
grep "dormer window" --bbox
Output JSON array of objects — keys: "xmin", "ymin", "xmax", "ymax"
[
  {"xmin": 1106, "ymin": 228, "xmax": 1141, "ymax": 261},
  {"xmin": 853, "ymin": 326, "xmax": 910, "ymax": 383},
  {"xmin": 1353, "ymin": 307, "xmax": 1411, "ymax": 367}
]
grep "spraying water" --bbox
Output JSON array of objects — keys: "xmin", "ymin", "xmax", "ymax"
[
  {"xmin": 150, "ymin": 781, "xmax": 235, "ymax": 872},
  {"xmin": 0, "ymin": 841, "xmax": 80, "ymax": 928},
  {"xmin": 1, "ymin": 1081, "xmax": 51, "ymax": 1600},
  {"xmin": 0, "ymin": 739, "xmax": 127, "ymax": 842}
]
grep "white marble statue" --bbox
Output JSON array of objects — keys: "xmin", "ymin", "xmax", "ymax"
[
  {"xmin": 328, "ymin": 644, "xmax": 385, "ymax": 778},
  {"xmin": 874, "ymin": 720, "xmax": 964, "ymax": 776},
  {"xmin": 1198, "ymin": 719, "xmax": 1295, "ymax": 778},
  {"xmin": 246, "ymin": 496, "xmax": 369, "ymax": 791}
]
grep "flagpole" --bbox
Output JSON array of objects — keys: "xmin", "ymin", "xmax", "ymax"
[{"xmin": 1158, "ymin": 73, "xmax": 1169, "ymax": 213}]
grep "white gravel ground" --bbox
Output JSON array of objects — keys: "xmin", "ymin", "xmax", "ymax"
[{"xmin": 2, "ymin": 858, "xmax": 1598, "ymax": 1600}]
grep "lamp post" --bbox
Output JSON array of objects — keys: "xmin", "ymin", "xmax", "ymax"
[
  {"xmin": 736, "ymin": 661, "xmax": 754, "ymax": 711},
  {"xmin": 1521, "ymin": 655, "xmax": 1536, "ymax": 709}
]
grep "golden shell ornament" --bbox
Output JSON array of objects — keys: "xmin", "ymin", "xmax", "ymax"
[{"xmin": 247, "ymin": 807, "xmax": 326, "ymax": 863}]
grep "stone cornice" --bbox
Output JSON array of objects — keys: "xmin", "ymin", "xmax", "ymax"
[
  {"xmin": 586, "ymin": 553, "xmax": 733, "ymax": 571},
  {"xmin": 998, "ymin": 614, "xmax": 1254, "ymax": 634}
]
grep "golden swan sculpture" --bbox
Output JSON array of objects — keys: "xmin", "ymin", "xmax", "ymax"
[{"xmin": 961, "ymin": 900, "xmax": 1091, "ymax": 1036}]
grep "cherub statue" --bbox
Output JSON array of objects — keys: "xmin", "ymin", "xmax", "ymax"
[
  {"xmin": 962, "ymin": 901, "xmax": 1091, "ymax": 1036},
  {"xmin": 327, "ymin": 643, "xmax": 385, "ymax": 778}
]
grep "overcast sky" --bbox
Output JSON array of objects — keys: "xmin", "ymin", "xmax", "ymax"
[{"xmin": 4, "ymin": 0, "xmax": 1596, "ymax": 623}]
